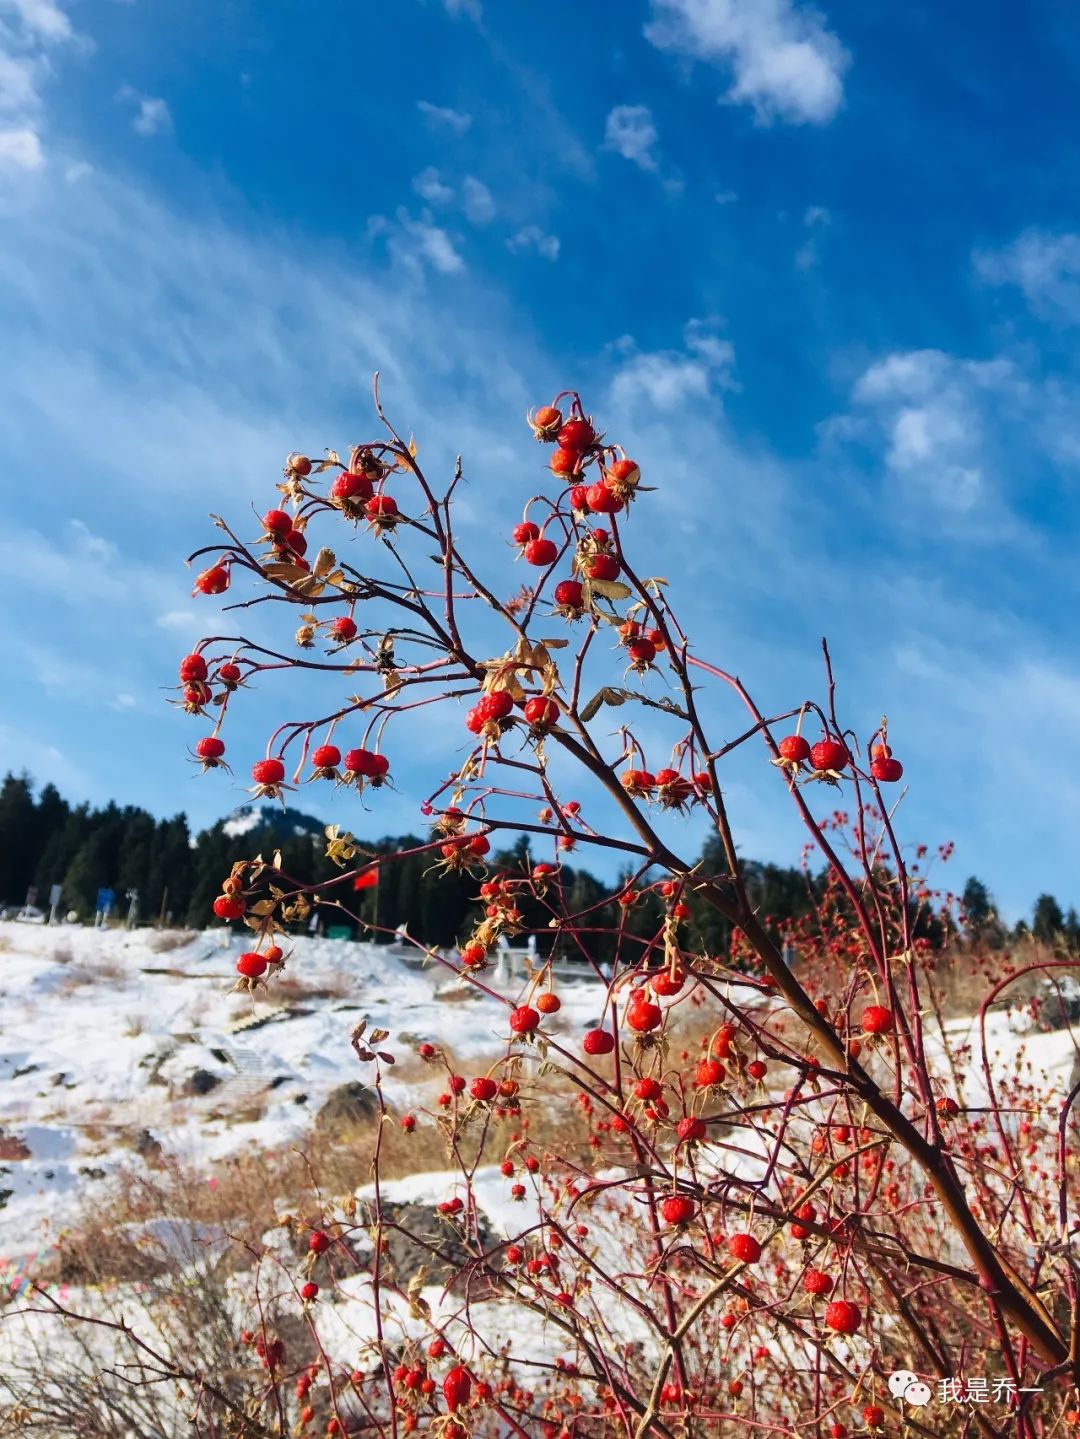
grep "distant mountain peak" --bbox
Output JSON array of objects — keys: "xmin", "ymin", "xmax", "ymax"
[{"xmin": 221, "ymin": 803, "xmax": 325, "ymax": 841}]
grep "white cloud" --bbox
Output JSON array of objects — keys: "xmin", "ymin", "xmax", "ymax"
[
  {"xmin": 442, "ymin": 0, "xmax": 481, "ymax": 18},
  {"xmin": 121, "ymin": 91, "xmax": 172, "ymax": 136},
  {"xmin": 111, "ymin": 692, "xmax": 137, "ymax": 710},
  {"xmin": 156, "ymin": 610, "xmax": 202, "ymax": 633},
  {"xmin": 506, "ymin": 225, "xmax": 560, "ymax": 261},
  {"xmin": 372, "ymin": 208, "xmax": 466, "ymax": 278},
  {"xmin": 1, "ymin": 0, "xmax": 72, "ymax": 41},
  {"xmin": 0, "ymin": 0, "xmax": 77, "ymax": 168},
  {"xmin": 0, "ymin": 125, "xmax": 43, "ymax": 168},
  {"xmin": 645, "ymin": 0, "xmax": 849, "ymax": 125},
  {"xmin": 834, "ymin": 349, "xmax": 1026, "ymax": 514},
  {"xmin": 715, "ymin": 188, "xmax": 738, "ymax": 205},
  {"xmin": 794, "ymin": 203, "xmax": 830, "ymax": 269},
  {"xmin": 609, "ymin": 320, "xmax": 736, "ymax": 411},
  {"xmin": 413, "ymin": 166, "xmax": 454, "ymax": 205},
  {"xmin": 0, "ymin": 51, "xmax": 45, "ymax": 115},
  {"xmin": 416, "ymin": 100, "xmax": 472, "ymax": 135},
  {"xmin": 461, "ymin": 175, "xmax": 495, "ymax": 225},
  {"xmin": 974, "ymin": 229, "xmax": 1080, "ymax": 324},
  {"xmin": 604, "ymin": 104, "xmax": 660, "ymax": 171}
]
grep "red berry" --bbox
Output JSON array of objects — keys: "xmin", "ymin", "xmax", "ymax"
[
  {"xmin": 196, "ymin": 736, "xmax": 225, "ymax": 760},
  {"xmin": 536, "ymin": 992, "xmax": 561, "ymax": 1014},
  {"xmin": 620, "ymin": 769, "xmax": 655, "ymax": 796},
  {"xmin": 330, "ymin": 616, "xmax": 357, "ymax": 641},
  {"xmin": 747, "ymin": 1059, "xmax": 767, "ymax": 1080},
  {"xmin": 528, "ymin": 404, "xmax": 563, "ymax": 439},
  {"xmin": 586, "ymin": 553, "xmax": 620, "ymax": 581},
  {"xmin": 309, "ymin": 1231, "xmax": 330, "ymax": 1254},
  {"xmin": 513, "ymin": 521, "xmax": 540, "ymax": 545},
  {"xmin": 861, "ymin": 1004, "xmax": 894, "ymax": 1035},
  {"xmin": 281, "ymin": 528, "xmax": 307, "ymax": 556},
  {"xmin": 661, "ymin": 1194, "xmax": 695, "ymax": 1226},
  {"xmin": 550, "ymin": 447, "xmax": 581, "ymax": 476},
  {"xmin": 523, "ymin": 696, "xmax": 559, "ymax": 728},
  {"xmin": 607, "ymin": 457, "xmax": 640, "ymax": 488},
  {"xmin": 213, "ymin": 894, "xmax": 244, "ymax": 920},
  {"xmin": 300, "ymin": 1281, "xmax": 319, "ymax": 1301},
  {"xmin": 862, "ymin": 1405, "xmax": 885, "ymax": 1429},
  {"xmin": 331, "ymin": 470, "xmax": 374, "ymax": 501},
  {"xmin": 695, "ymin": 1058, "xmax": 725, "ymax": 1088},
  {"xmin": 236, "ymin": 952, "xmax": 268, "ymax": 979},
  {"xmin": 627, "ymin": 638, "xmax": 656, "ymax": 665},
  {"xmin": 824, "ymin": 1299, "xmax": 862, "ymax": 1334},
  {"xmin": 558, "ymin": 418, "xmax": 595, "ymax": 452},
  {"xmin": 585, "ymin": 482, "xmax": 622, "ymax": 514},
  {"xmin": 288, "ymin": 453, "xmax": 312, "ymax": 475},
  {"xmin": 312, "ymin": 744, "xmax": 341, "ymax": 769},
  {"xmin": 803, "ymin": 1268, "xmax": 833, "ymax": 1296},
  {"xmin": 553, "ymin": 578, "xmax": 584, "ymax": 613},
  {"xmin": 676, "ymin": 1116, "xmax": 706, "ymax": 1143},
  {"xmin": 778, "ymin": 734, "xmax": 811, "ymax": 763},
  {"xmin": 509, "ymin": 1006, "xmax": 540, "ymax": 1034},
  {"xmin": 524, "ymin": 536, "xmax": 558, "ymax": 566},
  {"xmin": 626, "ymin": 995, "xmax": 662, "ymax": 1032},
  {"xmin": 810, "ymin": 738, "xmax": 850, "ymax": 772},
  {"xmin": 728, "ymin": 1232, "xmax": 761, "ymax": 1264},
  {"xmin": 569, "ymin": 484, "xmax": 589, "ymax": 510},
  {"xmin": 442, "ymin": 1365, "xmax": 471, "ymax": 1412},
  {"xmin": 343, "ymin": 748, "xmax": 389, "ymax": 780},
  {"xmin": 252, "ymin": 757, "xmax": 286, "ymax": 785},
  {"xmin": 179, "ymin": 653, "xmax": 208, "ymax": 683},
  {"xmin": 476, "ymin": 691, "xmax": 514, "ymax": 723},
  {"xmin": 582, "ymin": 1028, "xmax": 615, "ymax": 1056},
  {"xmin": 366, "ymin": 494, "xmax": 399, "ymax": 523},
  {"xmin": 263, "ymin": 509, "xmax": 291, "ymax": 534},
  {"xmin": 194, "ymin": 564, "xmax": 229, "ymax": 595},
  {"xmin": 470, "ymin": 1076, "xmax": 498, "ymax": 1102},
  {"xmin": 871, "ymin": 755, "xmax": 904, "ymax": 782},
  {"xmin": 217, "ymin": 662, "xmax": 242, "ymax": 684}
]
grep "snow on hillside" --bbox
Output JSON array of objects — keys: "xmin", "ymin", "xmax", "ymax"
[{"xmin": 0, "ymin": 922, "xmax": 607, "ymax": 1270}]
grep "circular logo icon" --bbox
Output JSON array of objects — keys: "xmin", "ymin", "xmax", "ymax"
[
  {"xmin": 888, "ymin": 1370, "xmax": 919, "ymax": 1399},
  {"xmin": 905, "ymin": 1381, "xmax": 933, "ymax": 1408}
]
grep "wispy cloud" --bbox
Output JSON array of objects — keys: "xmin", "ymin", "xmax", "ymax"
[
  {"xmin": 824, "ymin": 348, "xmax": 1030, "ymax": 518},
  {"xmin": 461, "ymin": 175, "xmax": 495, "ymax": 225},
  {"xmin": 974, "ymin": 228, "xmax": 1080, "ymax": 324},
  {"xmin": 507, "ymin": 225, "xmax": 560, "ymax": 261},
  {"xmin": 608, "ymin": 319, "xmax": 736, "ymax": 411},
  {"xmin": 117, "ymin": 86, "xmax": 172, "ymax": 136},
  {"xmin": 416, "ymin": 100, "xmax": 472, "ymax": 136},
  {"xmin": 0, "ymin": 0, "xmax": 77, "ymax": 167},
  {"xmin": 0, "ymin": 125, "xmax": 43, "ymax": 168},
  {"xmin": 604, "ymin": 103, "xmax": 661, "ymax": 172},
  {"xmin": 645, "ymin": 0, "xmax": 849, "ymax": 125},
  {"xmin": 413, "ymin": 165, "xmax": 454, "ymax": 205}
]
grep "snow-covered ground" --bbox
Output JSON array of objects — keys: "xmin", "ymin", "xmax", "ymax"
[{"xmin": 0, "ymin": 921, "xmax": 609, "ymax": 1273}]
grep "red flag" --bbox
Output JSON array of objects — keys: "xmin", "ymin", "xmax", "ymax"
[{"xmin": 353, "ymin": 868, "xmax": 378, "ymax": 891}]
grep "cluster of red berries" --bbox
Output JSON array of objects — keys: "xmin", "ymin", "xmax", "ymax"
[{"xmin": 776, "ymin": 733, "xmax": 905, "ymax": 785}]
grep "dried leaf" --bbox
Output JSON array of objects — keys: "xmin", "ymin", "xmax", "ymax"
[
  {"xmin": 589, "ymin": 578, "xmax": 632, "ymax": 602},
  {"xmin": 313, "ymin": 547, "xmax": 337, "ymax": 578},
  {"xmin": 369, "ymin": 1028, "xmax": 390, "ymax": 1044},
  {"xmin": 249, "ymin": 899, "xmax": 276, "ymax": 917}
]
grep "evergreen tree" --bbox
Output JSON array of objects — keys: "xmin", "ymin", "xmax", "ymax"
[
  {"xmin": 0, "ymin": 773, "xmax": 36, "ymax": 903},
  {"xmin": 1033, "ymin": 893, "xmax": 1065, "ymax": 944}
]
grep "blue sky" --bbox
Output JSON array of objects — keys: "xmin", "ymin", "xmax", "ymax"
[{"xmin": 3, "ymin": 0, "xmax": 1080, "ymax": 920}]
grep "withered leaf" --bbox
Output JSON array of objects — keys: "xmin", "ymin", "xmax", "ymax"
[
  {"xmin": 588, "ymin": 578, "xmax": 633, "ymax": 602},
  {"xmin": 313, "ymin": 547, "xmax": 337, "ymax": 578}
]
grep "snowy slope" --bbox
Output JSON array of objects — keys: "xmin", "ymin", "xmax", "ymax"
[{"xmin": 0, "ymin": 922, "xmax": 608, "ymax": 1269}]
